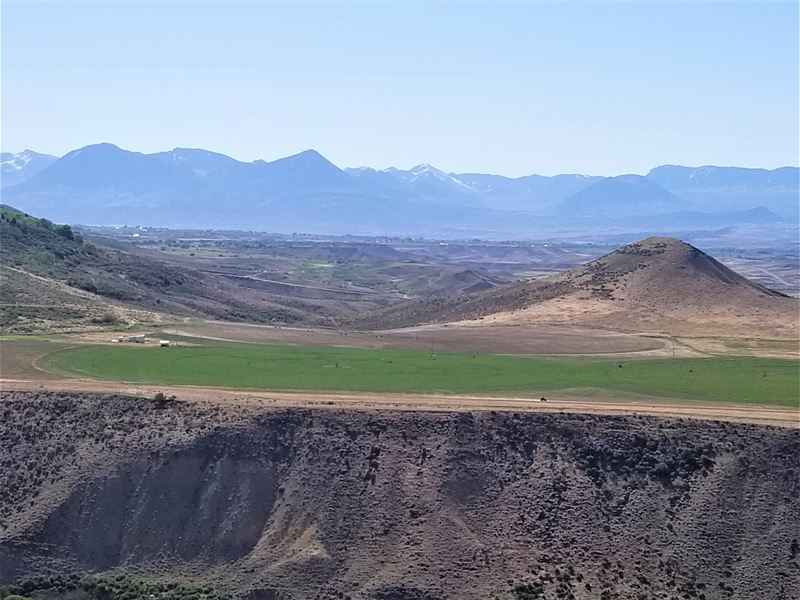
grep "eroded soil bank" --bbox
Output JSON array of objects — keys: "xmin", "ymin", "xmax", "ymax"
[{"xmin": 1, "ymin": 391, "xmax": 798, "ymax": 599}]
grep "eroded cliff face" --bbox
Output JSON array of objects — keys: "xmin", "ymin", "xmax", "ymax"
[
  {"xmin": 1, "ymin": 392, "xmax": 798, "ymax": 600},
  {"xmin": 38, "ymin": 437, "xmax": 279, "ymax": 568}
]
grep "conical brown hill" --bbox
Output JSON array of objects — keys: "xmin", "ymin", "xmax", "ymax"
[
  {"xmin": 547, "ymin": 236, "xmax": 787, "ymax": 304},
  {"xmin": 434, "ymin": 237, "xmax": 798, "ymax": 339}
]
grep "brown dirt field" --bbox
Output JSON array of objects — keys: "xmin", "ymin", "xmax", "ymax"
[
  {"xmin": 674, "ymin": 335, "xmax": 800, "ymax": 358},
  {"xmin": 75, "ymin": 320, "xmax": 798, "ymax": 359},
  {"xmin": 0, "ymin": 339, "xmax": 67, "ymax": 380},
  {"xmin": 163, "ymin": 320, "xmax": 670, "ymax": 355},
  {"xmin": 1, "ymin": 377, "xmax": 796, "ymax": 428},
  {"xmin": 468, "ymin": 294, "xmax": 800, "ymax": 342}
]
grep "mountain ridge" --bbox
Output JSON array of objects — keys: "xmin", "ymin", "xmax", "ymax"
[
  {"xmin": 6, "ymin": 144, "xmax": 795, "ymax": 181},
  {"xmin": 3, "ymin": 143, "xmax": 798, "ymax": 235},
  {"xmin": 5, "ymin": 144, "xmax": 796, "ymax": 186}
]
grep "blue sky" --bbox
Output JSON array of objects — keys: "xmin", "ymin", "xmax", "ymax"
[{"xmin": 2, "ymin": 1, "xmax": 798, "ymax": 176}]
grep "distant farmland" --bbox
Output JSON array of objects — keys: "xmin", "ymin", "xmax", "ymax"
[{"xmin": 43, "ymin": 343, "xmax": 800, "ymax": 407}]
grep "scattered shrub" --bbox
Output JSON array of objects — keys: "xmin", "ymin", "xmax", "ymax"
[
  {"xmin": 152, "ymin": 391, "xmax": 178, "ymax": 409},
  {"xmin": 90, "ymin": 312, "xmax": 120, "ymax": 325}
]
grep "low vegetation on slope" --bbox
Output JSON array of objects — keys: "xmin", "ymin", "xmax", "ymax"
[
  {"xmin": 1, "ymin": 205, "xmax": 182, "ymax": 301},
  {"xmin": 43, "ymin": 343, "xmax": 799, "ymax": 406},
  {"xmin": 358, "ymin": 237, "xmax": 799, "ymax": 339},
  {"xmin": 0, "ymin": 575, "xmax": 230, "ymax": 600},
  {"xmin": 0, "ymin": 207, "xmax": 131, "ymax": 332},
  {"xmin": 1, "ymin": 392, "xmax": 798, "ymax": 599},
  {"xmin": 0, "ymin": 206, "xmax": 301, "ymax": 331}
]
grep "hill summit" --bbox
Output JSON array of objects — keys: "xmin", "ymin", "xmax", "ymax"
[
  {"xmin": 367, "ymin": 237, "xmax": 798, "ymax": 338},
  {"xmin": 546, "ymin": 236, "xmax": 787, "ymax": 301}
]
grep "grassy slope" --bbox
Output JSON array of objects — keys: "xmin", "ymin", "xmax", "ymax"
[
  {"xmin": 0, "ymin": 206, "xmax": 300, "ymax": 328},
  {"xmin": 0, "ymin": 205, "xmax": 189, "ymax": 308},
  {"xmin": 43, "ymin": 343, "xmax": 800, "ymax": 406}
]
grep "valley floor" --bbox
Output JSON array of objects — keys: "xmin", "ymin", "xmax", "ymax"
[
  {"xmin": 1, "ymin": 320, "xmax": 798, "ymax": 599},
  {"xmin": 1, "ymin": 321, "xmax": 797, "ymax": 425}
]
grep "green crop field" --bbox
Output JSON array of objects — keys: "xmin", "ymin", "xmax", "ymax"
[{"xmin": 41, "ymin": 342, "xmax": 800, "ymax": 407}]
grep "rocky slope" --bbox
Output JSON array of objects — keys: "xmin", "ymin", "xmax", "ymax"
[
  {"xmin": 1, "ymin": 391, "xmax": 798, "ymax": 599},
  {"xmin": 360, "ymin": 237, "xmax": 799, "ymax": 338}
]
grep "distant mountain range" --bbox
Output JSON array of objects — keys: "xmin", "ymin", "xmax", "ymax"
[{"xmin": 1, "ymin": 143, "xmax": 797, "ymax": 236}]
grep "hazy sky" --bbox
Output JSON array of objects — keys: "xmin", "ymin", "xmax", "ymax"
[{"xmin": 2, "ymin": 1, "xmax": 798, "ymax": 176}]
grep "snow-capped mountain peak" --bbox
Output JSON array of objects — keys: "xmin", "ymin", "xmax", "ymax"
[
  {"xmin": 378, "ymin": 163, "xmax": 474, "ymax": 190},
  {"xmin": 1, "ymin": 150, "xmax": 59, "ymax": 187},
  {"xmin": 2, "ymin": 150, "xmax": 36, "ymax": 170},
  {"xmin": 408, "ymin": 164, "xmax": 473, "ymax": 189}
]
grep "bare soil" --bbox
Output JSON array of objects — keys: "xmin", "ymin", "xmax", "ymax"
[
  {"xmin": 162, "ymin": 321, "xmax": 668, "ymax": 356},
  {"xmin": 1, "ymin": 391, "xmax": 798, "ymax": 599},
  {"xmin": 360, "ymin": 237, "xmax": 800, "ymax": 341},
  {"xmin": 1, "ymin": 378, "xmax": 796, "ymax": 428}
]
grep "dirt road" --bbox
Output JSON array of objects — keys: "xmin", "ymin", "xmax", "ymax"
[{"xmin": 2, "ymin": 377, "xmax": 797, "ymax": 428}]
